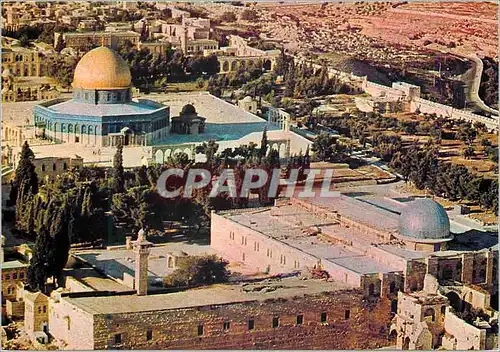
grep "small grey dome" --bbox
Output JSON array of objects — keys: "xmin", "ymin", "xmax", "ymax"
[
  {"xmin": 399, "ymin": 198, "xmax": 451, "ymax": 241},
  {"xmin": 181, "ymin": 104, "xmax": 196, "ymax": 115}
]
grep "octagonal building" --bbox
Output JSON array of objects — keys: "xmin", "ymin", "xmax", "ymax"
[{"xmin": 33, "ymin": 46, "xmax": 170, "ymax": 147}]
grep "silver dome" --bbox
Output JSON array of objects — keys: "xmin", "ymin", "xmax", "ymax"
[{"xmin": 398, "ymin": 198, "xmax": 451, "ymax": 241}]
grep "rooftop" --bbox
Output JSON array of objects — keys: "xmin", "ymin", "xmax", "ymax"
[
  {"xmin": 222, "ymin": 200, "xmax": 398, "ymax": 274},
  {"xmin": 74, "ymin": 242, "xmax": 216, "ymax": 290},
  {"xmin": 62, "ymin": 277, "xmax": 354, "ymax": 315},
  {"xmin": 146, "ymin": 92, "xmax": 279, "ymax": 145},
  {"xmin": 2, "ymin": 260, "xmax": 29, "ymax": 270},
  {"xmin": 39, "ymin": 98, "xmax": 166, "ymax": 117}
]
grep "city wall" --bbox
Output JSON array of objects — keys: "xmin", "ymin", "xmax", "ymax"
[{"xmin": 88, "ymin": 291, "xmax": 392, "ymax": 350}]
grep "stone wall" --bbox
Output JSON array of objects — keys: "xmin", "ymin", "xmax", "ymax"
[
  {"xmin": 90, "ymin": 291, "xmax": 392, "ymax": 350},
  {"xmin": 441, "ymin": 307, "xmax": 486, "ymax": 350},
  {"xmin": 211, "ymin": 212, "xmax": 320, "ymax": 274},
  {"xmin": 49, "ymin": 297, "xmax": 95, "ymax": 350}
]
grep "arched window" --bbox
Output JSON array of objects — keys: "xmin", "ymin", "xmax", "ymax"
[
  {"xmin": 423, "ymin": 308, "xmax": 435, "ymax": 322},
  {"xmin": 63, "ymin": 163, "xmax": 67, "ymax": 170},
  {"xmin": 52, "ymin": 163, "xmax": 56, "ymax": 171},
  {"xmin": 368, "ymin": 283, "xmax": 375, "ymax": 296},
  {"xmin": 389, "ymin": 281, "xmax": 396, "ymax": 294},
  {"xmin": 41, "ymin": 164, "xmax": 45, "ymax": 172}
]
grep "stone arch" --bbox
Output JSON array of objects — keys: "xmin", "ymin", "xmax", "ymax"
[
  {"xmin": 239, "ymin": 60, "xmax": 246, "ymax": 69},
  {"xmin": 389, "ymin": 329, "xmax": 397, "ymax": 342},
  {"xmin": 423, "ymin": 307, "xmax": 435, "ymax": 322},
  {"xmin": 174, "ymin": 148, "xmax": 183, "ymax": 156},
  {"xmin": 263, "ymin": 59, "xmax": 272, "ymax": 71},
  {"xmin": 155, "ymin": 150, "xmax": 164, "ymax": 164},
  {"xmin": 183, "ymin": 148, "xmax": 191, "ymax": 157},
  {"xmin": 164, "ymin": 149, "xmax": 172, "ymax": 158},
  {"xmin": 82, "ymin": 125, "xmax": 87, "ymax": 134},
  {"xmin": 248, "ymin": 60, "xmax": 254, "ymax": 68},
  {"xmin": 390, "ymin": 281, "xmax": 396, "ymax": 293},
  {"xmin": 88, "ymin": 126, "xmax": 93, "ymax": 135},
  {"xmin": 279, "ymin": 143, "xmax": 286, "ymax": 158},
  {"xmin": 272, "ymin": 143, "xmax": 279, "ymax": 151},
  {"xmin": 368, "ymin": 283, "xmax": 375, "ymax": 296},
  {"xmin": 68, "ymin": 124, "xmax": 73, "ymax": 133},
  {"xmin": 230, "ymin": 60, "xmax": 237, "ymax": 71},
  {"xmin": 74, "ymin": 124, "xmax": 80, "ymax": 134},
  {"xmin": 403, "ymin": 336, "xmax": 410, "ymax": 350},
  {"xmin": 7, "ymin": 285, "xmax": 15, "ymax": 295},
  {"xmin": 222, "ymin": 61, "xmax": 229, "ymax": 72}
]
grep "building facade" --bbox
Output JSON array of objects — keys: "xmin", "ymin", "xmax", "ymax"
[
  {"xmin": 2, "ymin": 47, "xmax": 46, "ymax": 77},
  {"xmin": 1, "ymin": 260, "xmax": 28, "ymax": 303},
  {"xmin": 55, "ymin": 31, "xmax": 140, "ymax": 51}
]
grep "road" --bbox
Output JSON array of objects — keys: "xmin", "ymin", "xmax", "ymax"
[{"xmin": 460, "ymin": 53, "xmax": 499, "ymax": 116}]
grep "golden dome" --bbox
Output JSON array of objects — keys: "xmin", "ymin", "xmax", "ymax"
[{"xmin": 72, "ymin": 47, "xmax": 131, "ymax": 89}]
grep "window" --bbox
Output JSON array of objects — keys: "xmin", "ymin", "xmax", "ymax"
[
  {"xmin": 52, "ymin": 163, "xmax": 56, "ymax": 171},
  {"xmin": 75, "ymin": 136, "xmax": 79, "ymax": 143},
  {"xmin": 197, "ymin": 324, "xmax": 204, "ymax": 336},
  {"xmin": 146, "ymin": 329, "xmax": 153, "ymax": 341},
  {"xmin": 248, "ymin": 319, "xmax": 255, "ymax": 330},
  {"xmin": 272, "ymin": 317, "xmax": 279, "ymax": 328},
  {"xmin": 223, "ymin": 321, "xmax": 230, "ymax": 330},
  {"xmin": 242, "ymin": 253, "xmax": 245, "ymax": 261},
  {"xmin": 344, "ymin": 310, "xmax": 350, "ymax": 320},
  {"xmin": 114, "ymin": 333, "xmax": 122, "ymax": 344},
  {"xmin": 19, "ymin": 273, "xmax": 24, "ymax": 279},
  {"xmin": 6, "ymin": 274, "xmax": 10, "ymax": 280},
  {"xmin": 13, "ymin": 273, "xmax": 17, "ymax": 279},
  {"xmin": 43, "ymin": 305, "xmax": 47, "ymax": 313},
  {"xmin": 296, "ymin": 314, "xmax": 303, "ymax": 325},
  {"xmin": 320, "ymin": 312, "xmax": 327, "ymax": 323},
  {"xmin": 267, "ymin": 249, "xmax": 272, "ymax": 258},
  {"xmin": 38, "ymin": 307, "xmax": 42, "ymax": 314},
  {"xmin": 389, "ymin": 281, "xmax": 396, "ymax": 294},
  {"xmin": 423, "ymin": 308, "xmax": 435, "ymax": 323},
  {"xmin": 63, "ymin": 163, "xmax": 68, "ymax": 170},
  {"xmin": 41, "ymin": 164, "xmax": 45, "ymax": 172}
]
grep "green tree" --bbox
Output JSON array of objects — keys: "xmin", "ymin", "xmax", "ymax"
[
  {"xmin": 54, "ymin": 35, "xmax": 65, "ymax": 52},
  {"xmin": 311, "ymin": 133, "xmax": 345, "ymax": 162},
  {"xmin": 27, "ymin": 229, "xmax": 54, "ymax": 293},
  {"xmin": 258, "ymin": 126, "xmax": 268, "ymax": 161},
  {"xmin": 14, "ymin": 142, "xmax": 39, "ymax": 231},
  {"xmin": 165, "ymin": 255, "xmax": 229, "ymax": 287},
  {"xmin": 112, "ymin": 141, "xmax": 125, "ymax": 193}
]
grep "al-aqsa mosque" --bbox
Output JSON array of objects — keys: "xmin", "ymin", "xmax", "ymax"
[{"xmin": 32, "ymin": 46, "xmax": 170, "ymax": 147}]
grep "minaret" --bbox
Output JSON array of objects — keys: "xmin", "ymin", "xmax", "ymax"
[
  {"xmin": 134, "ymin": 228, "xmax": 152, "ymax": 296},
  {"xmin": 180, "ymin": 25, "xmax": 188, "ymax": 54}
]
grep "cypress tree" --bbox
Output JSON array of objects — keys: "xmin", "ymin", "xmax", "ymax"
[
  {"xmin": 14, "ymin": 141, "xmax": 38, "ymax": 195},
  {"xmin": 258, "ymin": 126, "xmax": 268, "ymax": 162},
  {"xmin": 112, "ymin": 141, "xmax": 125, "ymax": 193},
  {"xmin": 27, "ymin": 229, "xmax": 53, "ymax": 293},
  {"xmin": 50, "ymin": 206, "xmax": 70, "ymax": 287}
]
